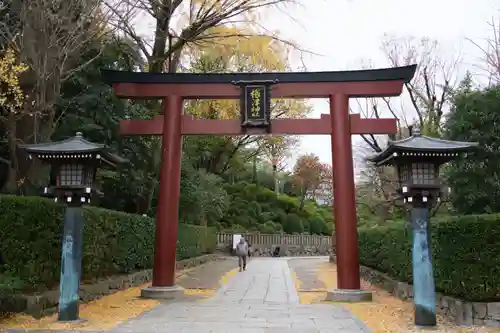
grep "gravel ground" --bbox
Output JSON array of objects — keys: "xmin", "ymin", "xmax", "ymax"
[
  {"xmin": 288, "ymin": 258, "xmax": 500, "ymax": 333},
  {"xmin": 287, "ymin": 257, "xmax": 327, "ymax": 291},
  {"xmin": 0, "ymin": 258, "xmax": 240, "ymax": 332},
  {"xmin": 177, "ymin": 257, "xmax": 239, "ymax": 290}
]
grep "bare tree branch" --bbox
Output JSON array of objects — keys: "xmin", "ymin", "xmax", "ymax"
[
  {"xmin": 381, "ymin": 34, "xmax": 460, "ymax": 136},
  {"xmin": 107, "ymin": 0, "xmax": 301, "ymax": 73},
  {"xmin": 468, "ymin": 15, "xmax": 500, "ymax": 85},
  {"xmin": 0, "ymin": 0, "xmax": 121, "ymax": 191}
]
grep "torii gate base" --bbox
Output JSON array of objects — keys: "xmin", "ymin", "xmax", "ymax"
[{"xmin": 103, "ymin": 65, "xmax": 416, "ymax": 301}]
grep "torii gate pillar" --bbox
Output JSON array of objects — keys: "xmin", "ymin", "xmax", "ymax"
[
  {"xmin": 325, "ymin": 94, "xmax": 371, "ymax": 302},
  {"xmin": 140, "ymin": 96, "xmax": 184, "ymax": 298}
]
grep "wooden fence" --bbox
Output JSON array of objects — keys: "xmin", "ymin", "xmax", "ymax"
[{"xmin": 217, "ymin": 232, "xmax": 332, "ymax": 247}]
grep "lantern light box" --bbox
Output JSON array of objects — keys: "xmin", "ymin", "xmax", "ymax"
[
  {"xmin": 369, "ymin": 127, "xmax": 477, "ymax": 204},
  {"xmin": 20, "ymin": 132, "xmax": 126, "ymax": 204}
]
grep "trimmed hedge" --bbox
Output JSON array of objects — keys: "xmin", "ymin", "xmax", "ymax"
[
  {"xmin": 0, "ymin": 195, "xmax": 216, "ymax": 292},
  {"xmin": 358, "ymin": 214, "xmax": 500, "ymax": 302}
]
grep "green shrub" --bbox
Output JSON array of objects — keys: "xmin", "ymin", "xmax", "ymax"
[
  {"xmin": 322, "ymin": 222, "xmax": 334, "ymax": 235},
  {"xmin": 276, "ymin": 195, "xmax": 300, "ymax": 214},
  {"xmin": 0, "ymin": 195, "xmax": 217, "ymax": 292},
  {"xmin": 176, "ymin": 224, "xmax": 217, "ymax": 260},
  {"xmin": 221, "ymin": 182, "xmax": 331, "ymax": 235},
  {"xmin": 226, "ymin": 224, "xmax": 246, "ymax": 233},
  {"xmin": 0, "ymin": 273, "xmax": 26, "ymax": 316},
  {"xmin": 309, "ymin": 217, "xmax": 326, "ymax": 235},
  {"xmin": 0, "ymin": 274, "xmax": 25, "ymax": 294},
  {"xmin": 258, "ymin": 221, "xmax": 278, "ymax": 234},
  {"xmin": 358, "ymin": 213, "xmax": 500, "ymax": 302},
  {"xmin": 255, "ymin": 187, "xmax": 277, "ymax": 203},
  {"xmin": 284, "ymin": 214, "xmax": 304, "ymax": 234}
]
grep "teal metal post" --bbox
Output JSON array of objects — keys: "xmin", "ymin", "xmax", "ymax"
[
  {"xmin": 410, "ymin": 202, "xmax": 436, "ymax": 326},
  {"xmin": 58, "ymin": 206, "xmax": 85, "ymax": 321}
]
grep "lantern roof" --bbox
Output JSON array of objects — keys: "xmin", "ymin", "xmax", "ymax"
[
  {"xmin": 18, "ymin": 132, "xmax": 127, "ymax": 167},
  {"xmin": 367, "ymin": 127, "xmax": 479, "ymax": 166}
]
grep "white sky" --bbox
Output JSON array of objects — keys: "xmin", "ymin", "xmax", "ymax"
[
  {"xmin": 259, "ymin": 0, "xmax": 498, "ymax": 169},
  {"xmin": 134, "ymin": 0, "xmax": 498, "ymax": 173}
]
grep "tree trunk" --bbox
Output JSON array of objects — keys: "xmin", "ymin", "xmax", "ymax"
[
  {"xmin": 3, "ymin": 114, "xmax": 18, "ymax": 193},
  {"xmin": 273, "ymin": 164, "xmax": 278, "ymax": 195},
  {"xmin": 253, "ymin": 155, "xmax": 257, "ymax": 184},
  {"xmin": 145, "ymin": 178, "xmax": 157, "ymax": 214},
  {"xmin": 299, "ymin": 185, "xmax": 308, "ymax": 210},
  {"xmin": 14, "ymin": 109, "xmax": 53, "ymax": 193},
  {"xmin": 3, "ymin": 167, "xmax": 17, "ymax": 193}
]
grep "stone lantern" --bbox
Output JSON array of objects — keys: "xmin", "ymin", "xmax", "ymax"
[
  {"xmin": 19, "ymin": 132, "xmax": 126, "ymax": 321},
  {"xmin": 368, "ymin": 126, "xmax": 478, "ymax": 327},
  {"xmin": 21, "ymin": 132, "xmax": 125, "ymax": 205}
]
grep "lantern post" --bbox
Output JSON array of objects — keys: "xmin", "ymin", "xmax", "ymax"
[
  {"xmin": 368, "ymin": 126, "xmax": 478, "ymax": 327},
  {"xmin": 19, "ymin": 132, "xmax": 125, "ymax": 321}
]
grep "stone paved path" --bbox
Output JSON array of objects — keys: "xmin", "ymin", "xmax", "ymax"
[{"xmin": 110, "ymin": 258, "xmax": 371, "ymax": 333}]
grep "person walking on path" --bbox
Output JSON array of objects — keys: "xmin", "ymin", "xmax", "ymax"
[{"xmin": 235, "ymin": 237, "xmax": 249, "ymax": 272}]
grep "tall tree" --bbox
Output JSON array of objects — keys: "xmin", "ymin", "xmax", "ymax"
[
  {"xmin": 292, "ymin": 153, "xmax": 330, "ymax": 209},
  {"xmin": 468, "ymin": 16, "xmax": 500, "ymax": 85},
  {"xmin": 0, "ymin": 48, "xmax": 28, "ymax": 189},
  {"xmin": 106, "ymin": 1, "xmax": 307, "ymax": 210},
  {"xmin": 444, "ymin": 75, "xmax": 500, "ymax": 214},
  {"xmin": 51, "ymin": 36, "xmax": 155, "ymax": 212},
  {"xmin": 357, "ymin": 35, "xmax": 460, "ymax": 156},
  {"xmin": 353, "ymin": 35, "xmax": 460, "ymax": 218},
  {"xmin": 181, "ymin": 31, "xmax": 310, "ymax": 177},
  {"xmin": 314, "ymin": 163, "xmax": 333, "ymax": 206},
  {"xmin": 0, "ymin": 0, "xmax": 116, "ymax": 192},
  {"xmin": 381, "ymin": 34, "xmax": 459, "ymax": 137},
  {"xmin": 259, "ymin": 135, "xmax": 299, "ymax": 194},
  {"xmin": 0, "ymin": 48, "xmax": 27, "ymax": 117},
  {"xmin": 107, "ymin": 0, "xmax": 299, "ymax": 73}
]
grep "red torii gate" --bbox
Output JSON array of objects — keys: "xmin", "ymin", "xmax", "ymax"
[{"xmin": 103, "ymin": 65, "xmax": 417, "ymax": 300}]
